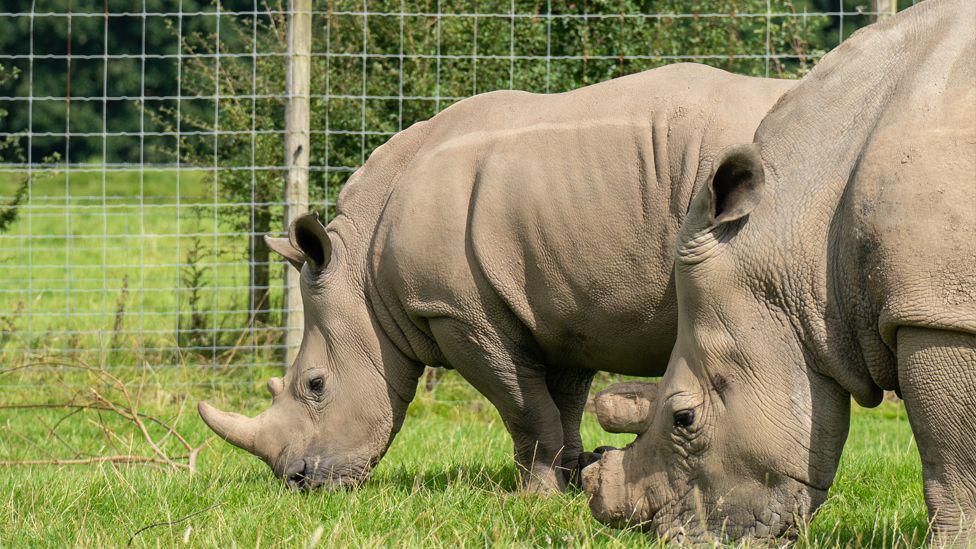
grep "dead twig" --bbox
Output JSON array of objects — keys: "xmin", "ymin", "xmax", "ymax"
[
  {"xmin": 34, "ymin": 411, "xmax": 87, "ymax": 459},
  {"xmin": 89, "ymin": 387, "xmax": 181, "ymax": 470},
  {"xmin": 0, "ymin": 455, "xmax": 174, "ymax": 467},
  {"xmin": 1, "ymin": 403, "xmax": 194, "ymax": 451},
  {"xmin": 86, "ymin": 414, "xmax": 131, "ymax": 455},
  {"xmin": 0, "ymin": 360, "xmax": 205, "ymax": 472},
  {"xmin": 126, "ymin": 502, "xmax": 222, "ymax": 546}
]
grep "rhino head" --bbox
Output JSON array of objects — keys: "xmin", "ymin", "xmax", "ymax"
[
  {"xmin": 199, "ymin": 212, "xmax": 421, "ymax": 490},
  {"xmin": 583, "ymin": 144, "xmax": 855, "ymax": 543}
]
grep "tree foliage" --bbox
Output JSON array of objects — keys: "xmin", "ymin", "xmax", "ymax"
[{"xmin": 0, "ymin": 64, "xmax": 30, "ymax": 233}]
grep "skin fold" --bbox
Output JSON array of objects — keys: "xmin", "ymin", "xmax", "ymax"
[
  {"xmin": 583, "ymin": 0, "xmax": 975, "ymax": 543},
  {"xmin": 198, "ymin": 63, "xmax": 795, "ymax": 493}
]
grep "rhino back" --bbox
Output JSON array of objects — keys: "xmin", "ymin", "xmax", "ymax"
[
  {"xmin": 468, "ymin": 110, "xmax": 684, "ymax": 374},
  {"xmin": 376, "ymin": 64, "xmax": 792, "ymax": 375}
]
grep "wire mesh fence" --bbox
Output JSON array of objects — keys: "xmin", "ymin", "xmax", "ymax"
[{"xmin": 0, "ymin": 0, "xmax": 895, "ymax": 385}]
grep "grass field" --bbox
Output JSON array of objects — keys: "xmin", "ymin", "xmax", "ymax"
[
  {"xmin": 0, "ymin": 365, "xmax": 929, "ymax": 547},
  {"xmin": 0, "ymin": 167, "xmax": 288, "ymax": 370},
  {"xmin": 0, "ymin": 169, "xmax": 930, "ymax": 546}
]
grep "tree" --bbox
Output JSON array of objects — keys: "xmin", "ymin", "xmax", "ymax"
[
  {"xmin": 152, "ymin": 7, "xmax": 289, "ymax": 330},
  {"xmin": 0, "ymin": 63, "xmax": 30, "ymax": 233},
  {"xmin": 0, "ymin": 0, "xmax": 213, "ymax": 164},
  {"xmin": 310, "ymin": 0, "xmax": 827, "ymax": 198}
]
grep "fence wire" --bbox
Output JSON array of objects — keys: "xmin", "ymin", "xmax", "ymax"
[{"xmin": 0, "ymin": 0, "xmax": 891, "ymax": 386}]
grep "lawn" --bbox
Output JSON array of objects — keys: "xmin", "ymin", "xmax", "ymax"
[
  {"xmin": 0, "ymin": 167, "xmax": 289, "ymax": 371},
  {"xmin": 0, "ymin": 364, "xmax": 928, "ymax": 547}
]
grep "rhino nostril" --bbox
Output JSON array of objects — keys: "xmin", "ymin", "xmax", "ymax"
[
  {"xmin": 286, "ymin": 473, "xmax": 303, "ymax": 489},
  {"xmin": 579, "ymin": 445, "xmax": 619, "ymax": 474},
  {"xmin": 578, "ymin": 451, "xmax": 603, "ymax": 470},
  {"xmin": 286, "ymin": 468, "xmax": 316, "ymax": 491},
  {"xmin": 283, "ymin": 459, "xmax": 308, "ymax": 490}
]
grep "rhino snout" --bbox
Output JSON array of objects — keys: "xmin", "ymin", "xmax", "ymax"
[
  {"xmin": 280, "ymin": 454, "xmax": 375, "ymax": 492},
  {"xmin": 583, "ymin": 449, "xmax": 648, "ymax": 528}
]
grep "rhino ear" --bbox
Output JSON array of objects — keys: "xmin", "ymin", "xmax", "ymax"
[
  {"xmin": 707, "ymin": 143, "xmax": 765, "ymax": 226},
  {"xmin": 289, "ymin": 211, "xmax": 332, "ymax": 271},
  {"xmin": 264, "ymin": 235, "xmax": 305, "ymax": 271}
]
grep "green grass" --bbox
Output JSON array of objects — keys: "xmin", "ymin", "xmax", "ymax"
[
  {"xmin": 0, "ymin": 365, "xmax": 928, "ymax": 547},
  {"xmin": 0, "ymin": 168, "xmax": 286, "ymax": 369}
]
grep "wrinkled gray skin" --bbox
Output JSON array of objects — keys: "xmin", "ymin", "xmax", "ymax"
[
  {"xmin": 199, "ymin": 63, "xmax": 794, "ymax": 493},
  {"xmin": 584, "ymin": 1, "xmax": 976, "ymax": 543}
]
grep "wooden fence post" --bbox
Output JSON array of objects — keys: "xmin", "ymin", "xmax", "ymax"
[
  {"xmin": 873, "ymin": 0, "xmax": 897, "ymax": 21},
  {"xmin": 283, "ymin": 0, "xmax": 311, "ymax": 368}
]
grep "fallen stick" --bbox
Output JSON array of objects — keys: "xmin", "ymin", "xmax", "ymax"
[
  {"xmin": 0, "ymin": 455, "xmax": 172, "ymax": 467},
  {"xmin": 126, "ymin": 502, "xmax": 222, "ymax": 546},
  {"xmin": 0, "ymin": 363, "xmax": 205, "ymax": 472}
]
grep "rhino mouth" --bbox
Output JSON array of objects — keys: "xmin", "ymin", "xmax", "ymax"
[
  {"xmin": 285, "ymin": 457, "xmax": 376, "ymax": 491},
  {"xmin": 647, "ymin": 477, "xmax": 824, "ymax": 544}
]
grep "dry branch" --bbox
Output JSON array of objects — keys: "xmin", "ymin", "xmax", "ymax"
[
  {"xmin": 126, "ymin": 502, "xmax": 222, "ymax": 546},
  {"xmin": 0, "ymin": 455, "xmax": 174, "ymax": 467},
  {"xmin": 0, "ymin": 361, "xmax": 205, "ymax": 472}
]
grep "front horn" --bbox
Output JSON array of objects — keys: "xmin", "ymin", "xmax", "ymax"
[
  {"xmin": 198, "ymin": 401, "xmax": 263, "ymax": 456},
  {"xmin": 592, "ymin": 380, "xmax": 660, "ymax": 434}
]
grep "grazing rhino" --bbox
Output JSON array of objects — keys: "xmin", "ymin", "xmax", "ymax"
[
  {"xmin": 198, "ymin": 63, "xmax": 795, "ymax": 493},
  {"xmin": 583, "ymin": 0, "xmax": 976, "ymax": 543}
]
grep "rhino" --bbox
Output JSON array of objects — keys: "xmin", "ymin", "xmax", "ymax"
[
  {"xmin": 198, "ymin": 63, "xmax": 795, "ymax": 493},
  {"xmin": 583, "ymin": 0, "xmax": 976, "ymax": 543}
]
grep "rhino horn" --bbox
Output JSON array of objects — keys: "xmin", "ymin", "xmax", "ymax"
[
  {"xmin": 198, "ymin": 401, "xmax": 263, "ymax": 456},
  {"xmin": 266, "ymin": 377, "xmax": 284, "ymax": 398},
  {"xmin": 592, "ymin": 380, "xmax": 660, "ymax": 434}
]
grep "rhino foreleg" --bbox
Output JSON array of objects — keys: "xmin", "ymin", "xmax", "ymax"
[
  {"xmin": 429, "ymin": 316, "xmax": 569, "ymax": 493},
  {"xmin": 897, "ymin": 326, "xmax": 976, "ymax": 546}
]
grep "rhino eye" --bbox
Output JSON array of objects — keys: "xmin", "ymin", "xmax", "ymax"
[
  {"xmin": 673, "ymin": 409, "xmax": 695, "ymax": 428},
  {"xmin": 308, "ymin": 376, "xmax": 325, "ymax": 394}
]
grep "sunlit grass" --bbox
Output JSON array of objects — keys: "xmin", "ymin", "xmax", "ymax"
[
  {"xmin": 0, "ymin": 168, "xmax": 285, "ymax": 369},
  {"xmin": 0, "ymin": 364, "xmax": 927, "ymax": 547}
]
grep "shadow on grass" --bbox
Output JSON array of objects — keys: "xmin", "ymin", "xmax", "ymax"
[
  {"xmin": 205, "ymin": 457, "xmax": 526, "ymax": 495},
  {"xmin": 378, "ymin": 461, "xmax": 523, "ymax": 493}
]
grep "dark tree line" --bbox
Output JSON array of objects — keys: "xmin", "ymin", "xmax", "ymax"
[{"xmin": 0, "ymin": 0, "xmax": 884, "ymax": 165}]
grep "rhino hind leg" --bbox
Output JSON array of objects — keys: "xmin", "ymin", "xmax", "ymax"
[
  {"xmin": 897, "ymin": 326, "xmax": 976, "ymax": 545},
  {"xmin": 545, "ymin": 366, "xmax": 596, "ymax": 487},
  {"xmin": 429, "ymin": 316, "xmax": 568, "ymax": 493}
]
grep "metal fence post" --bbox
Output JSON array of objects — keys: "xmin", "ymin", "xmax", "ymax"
[{"xmin": 284, "ymin": 0, "xmax": 311, "ymax": 368}]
